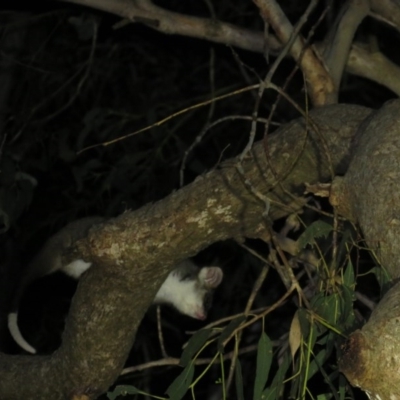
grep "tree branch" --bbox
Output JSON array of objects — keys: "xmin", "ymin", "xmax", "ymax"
[
  {"xmin": 253, "ymin": 0, "xmax": 335, "ymax": 106},
  {"xmin": 347, "ymin": 42, "xmax": 400, "ymax": 96},
  {"xmin": 0, "ymin": 104, "xmax": 371, "ymax": 399},
  {"xmin": 323, "ymin": 0, "xmax": 370, "ymax": 101},
  {"xmin": 58, "ymin": 0, "xmax": 280, "ymax": 53},
  {"xmin": 371, "ymin": 0, "xmax": 400, "ymax": 32}
]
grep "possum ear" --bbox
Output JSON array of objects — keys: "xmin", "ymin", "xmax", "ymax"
[{"xmin": 199, "ymin": 267, "xmax": 223, "ymax": 289}]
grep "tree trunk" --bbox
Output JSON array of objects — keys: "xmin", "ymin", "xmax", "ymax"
[
  {"xmin": 0, "ymin": 104, "xmax": 371, "ymax": 399},
  {"xmin": 334, "ymin": 99, "xmax": 400, "ymax": 399}
]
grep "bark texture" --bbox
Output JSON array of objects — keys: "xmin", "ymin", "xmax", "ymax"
[
  {"xmin": 333, "ymin": 100, "xmax": 400, "ymax": 278},
  {"xmin": 340, "ymin": 281, "xmax": 400, "ymax": 399},
  {"xmin": 0, "ymin": 104, "xmax": 371, "ymax": 399},
  {"xmin": 335, "ymin": 100, "xmax": 400, "ymax": 398}
]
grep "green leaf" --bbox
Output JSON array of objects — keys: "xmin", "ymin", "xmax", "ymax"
[
  {"xmin": 297, "ymin": 308, "xmax": 310, "ymax": 338},
  {"xmin": 217, "ymin": 316, "xmax": 246, "ymax": 352},
  {"xmin": 340, "ymin": 285, "xmax": 356, "ymax": 329},
  {"xmin": 343, "ymin": 260, "xmax": 355, "ymax": 288},
  {"xmin": 305, "ymin": 323, "xmax": 318, "ymax": 355},
  {"xmin": 297, "ymin": 220, "xmax": 333, "ymax": 249},
  {"xmin": 180, "ymin": 328, "xmax": 211, "ymax": 367},
  {"xmin": 307, "ymin": 348, "xmax": 328, "ymax": 380},
  {"xmin": 311, "ymin": 292, "xmax": 341, "ymax": 327},
  {"xmin": 107, "ymin": 385, "xmax": 142, "ymax": 399},
  {"xmin": 235, "ymin": 359, "xmax": 245, "ymax": 400},
  {"xmin": 297, "ymin": 323, "xmax": 319, "ymax": 397},
  {"xmin": 253, "ymin": 332, "xmax": 273, "ymax": 400},
  {"xmin": 317, "ymin": 394, "xmax": 332, "ymax": 400},
  {"xmin": 262, "ymin": 354, "xmax": 290, "ymax": 400},
  {"xmin": 165, "ymin": 363, "xmax": 194, "ymax": 400}
]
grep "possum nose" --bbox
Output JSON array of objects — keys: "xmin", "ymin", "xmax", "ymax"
[{"xmin": 195, "ymin": 311, "xmax": 207, "ymax": 320}]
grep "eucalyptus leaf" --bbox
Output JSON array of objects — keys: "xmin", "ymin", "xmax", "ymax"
[
  {"xmin": 340, "ymin": 285, "xmax": 356, "ymax": 329},
  {"xmin": 217, "ymin": 316, "xmax": 246, "ymax": 352},
  {"xmin": 253, "ymin": 332, "xmax": 273, "ymax": 400},
  {"xmin": 307, "ymin": 349, "xmax": 328, "ymax": 380},
  {"xmin": 180, "ymin": 328, "xmax": 212, "ymax": 367},
  {"xmin": 107, "ymin": 385, "xmax": 142, "ymax": 400},
  {"xmin": 297, "ymin": 308, "xmax": 310, "ymax": 338},
  {"xmin": 316, "ymin": 394, "xmax": 332, "ymax": 400},
  {"xmin": 165, "ymin": 363, "xmax": 194, "ymax": 400},
  {"xmin": 262, "ymin": 354, "xmax": 290, "ymax": 400},
  {"xmin": 343, "ymin": 260, "xmax": 355, "ymax": 289},
  {"xmin": 235, "ymin": 359, "xmax": 245, "ymax": 400},
  {"xmin": 311, "ymin": 292, "xmax": 341, "ymax": 327}
]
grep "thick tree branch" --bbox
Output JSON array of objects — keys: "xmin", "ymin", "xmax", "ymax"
[
  {"xmin": 0, "ymin": 104, "xmax": 371, "ymax": 399},
  {"xmin": 331, "ymin": 99, "xmax": 400, "ymax": 279},
  {"xmin": 323, "ymin": 0, "xmax": 370, "ymax": 101},
  {"xmin": 331, "ymin": 100, "xmax": 400, "ymax": 398},
  {"xmin": 340, "ymin": 280, "xmax": 400, "ymax": 398}
]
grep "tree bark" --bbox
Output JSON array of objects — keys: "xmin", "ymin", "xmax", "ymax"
[
  {"xmin": 0, "ymin": 104, "xmax": 371, "ymax": 399},
  {"xmin": 333, "ymin": 99, "xmax": 400, "ymax": 398}
]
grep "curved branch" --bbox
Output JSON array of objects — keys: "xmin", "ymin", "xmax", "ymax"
[
  {"xmin": 347, "ymin": 43, "xmax": 400, "ymax": 96},
  {"xmin": 0, "ymin": 104, "xmax": 371, "ymax": 399},
  {"xmin": 323, "ymin": 0, "xmax": 370, "ymax": 99}
]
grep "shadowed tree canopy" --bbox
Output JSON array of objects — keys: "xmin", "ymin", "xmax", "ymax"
[{"xmin": 1, "ymin": 1, "xmax": 400, "ymax": 399}]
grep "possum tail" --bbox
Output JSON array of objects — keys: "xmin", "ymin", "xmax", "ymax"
[{"xmin": 8, "ymin": 312, "xmax": 37, "ymax": 354}]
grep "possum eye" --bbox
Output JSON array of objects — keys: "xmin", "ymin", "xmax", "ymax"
[{"xmin": 180, "ymin": 272, "xmax": 194, "ymax": 281}]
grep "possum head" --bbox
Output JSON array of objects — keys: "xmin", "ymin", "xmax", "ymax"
[{"xmin": 154, "ymin": 265, "xmax": 223, "ymax": 320}]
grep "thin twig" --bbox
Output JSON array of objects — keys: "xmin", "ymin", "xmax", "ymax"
[
  {"xmin": 156, "ymin": 306, "xmax": 168, "ymax": 358},
  {"xmin": 121, "ymin": 342, "xmax": 276, "ymax": 375},
  {"xmin": 225, "ymin": 265, "xmax": 270, "ymax": 391},
  {"xmin": 78, "ymin": 84, "xmax": 259, "ymax": 154}
]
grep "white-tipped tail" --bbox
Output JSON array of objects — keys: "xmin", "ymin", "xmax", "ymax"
[{"xmin": 8, "ymin": 312, "xmax": 37, "ymax": 354}]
